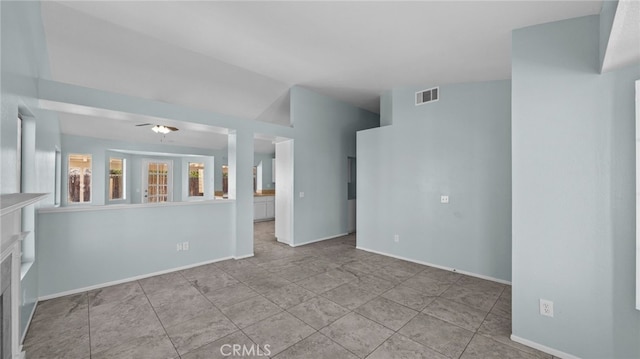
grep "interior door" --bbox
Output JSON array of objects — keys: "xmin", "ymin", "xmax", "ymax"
[{"xmin": 142, "ymin": 160, "xmax": 172, "ymax": 203}]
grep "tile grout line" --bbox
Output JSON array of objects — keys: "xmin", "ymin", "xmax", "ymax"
[
  {"xmin": 174, "ymin": 269, "xmax": 259, "ymax": 357},
  {"xmin": 459, "ymin": 284, "xmax": 535, "ymax": 358},
  {"xmin": 137, "ymin": 280, "xmax": 181, "ymax": 359},
  {"xmin": 219, "ymin": 236, "xmax": 364, "ymax": 358},
  {"xmin": 366, "ymin": 271, "xmax": 494, "ymax": 359},
  {"xmin": 218, "ymin": 269, "xmax": 320, "ymax": 356},
  {"xmin": 86, "ymin": 292, "xmax": 92, "ymax": 359},
  {"xmin": 252, "ymin": 241, "xmax": 446, "ymax": 357},
  {"xmin": 209, "ymin": 264, "xmax": 325, "ymax": 358},
  {"xmin": 183, "ymin": 263, "xmax": 298, "ymax": 357}
]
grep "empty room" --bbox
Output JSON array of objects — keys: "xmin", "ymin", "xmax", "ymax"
[{"xmin": 1, "ymin": 1, "xmax": 639, "ymax": 358}]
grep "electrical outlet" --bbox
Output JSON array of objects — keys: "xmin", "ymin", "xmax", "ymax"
[
  {"xmin": 300, "ymin": 192, "xmax": 305, "ymax": 198},
  {"xmin": 176, "ymin": 243, "xmax": 182, "ymax": 251},
  {"xmin": 440, "ymin": 195, "xmax": 449, "ymax": 204},
  {"xmin": 394, "ymin": 234, "xmax": 400, "ymax": 243},
  {"xmin": 183, "ymin": 241, "xmax": 189, "ymax": 251},
  {"xmin": 539, "ymin": 299, "xmax": 554, "ymax": 317}
]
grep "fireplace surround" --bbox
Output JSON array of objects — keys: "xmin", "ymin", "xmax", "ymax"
[{"xmin": 1, "ymin": 193, "xmax": 47, "ymax": 359}]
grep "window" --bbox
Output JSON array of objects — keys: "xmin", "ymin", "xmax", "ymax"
[
  {"xmin": 222, "ymin": 165, "xmax": 228, "ymax": 196},
  {"xmin": 109, "ymin": 158, "xmax": 125, "ymax": 200},
  {"xmin": 54, "ymin": 148, "xmax": 61, "ymax": 206},
  {"xmin": 68, "ymin": 154, "xmax": 92, "ymax": 203},
  {"xmin": 188, "ymin": 162, "xmax": 204, "ymax": 197}
]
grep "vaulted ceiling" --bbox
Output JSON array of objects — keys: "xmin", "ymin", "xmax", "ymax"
[{"xmin": 41, "ymin": 1, "xmax": 603, "ymax": 149}]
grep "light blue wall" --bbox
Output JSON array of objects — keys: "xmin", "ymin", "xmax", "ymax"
[
  {"xmin": 291, "ymin": 87, "xmax": 380, "ymax": 245},
  {"xmin": 213, "ymin": 149, "xmax": 228, "ymax": 192},
  {"xmin": 357, "ymin": 80, "xmax": 512, "ymax": 281},
  {"xmin": 227, "ymin": 131, "xmax": 254, "ymax": 258},
  {"xmin": 37, "ymin": 202, "xmax": 234, "ymax": 297},
  {"xmin": 380, "ymin": 90, "xmax": 393, "ymax": 127},
  {"xmin": 512, "ymin": 15, "xmax": 640, "ymax": 358},
  {"xmin": 61, "ymin": 135, "xmax": 217, "ymax": 205},
  {"xmin": 1, "ymin": 1, "xmax": 61, "ymax": 337}
]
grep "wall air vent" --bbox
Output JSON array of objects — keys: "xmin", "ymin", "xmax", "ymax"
[{"xmin": 415, "ymin": 87, "xmax": 439, "ymax": 106}]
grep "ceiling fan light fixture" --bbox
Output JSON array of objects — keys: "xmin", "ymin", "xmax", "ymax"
[{"xmin": 152, "ymin": 125, "xmax": 171, "ymax": 134}]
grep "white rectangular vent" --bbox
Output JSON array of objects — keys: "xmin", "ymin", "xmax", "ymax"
[{"xmin": 416, "ymin": 87, "xmax": 439, "ymax": 106}]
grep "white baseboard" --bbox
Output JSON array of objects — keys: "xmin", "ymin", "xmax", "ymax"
[
  {"xmin": 38, "ymin": 256, "xmax": 233, "ymax": 301},
  {"xmin": 511, "ymin": 335, "xmax": 581, "ymax": 359},
  {"xmin": 234, "ymin": 253, "xmax": 254, "ymax": 260},
  {"xmin": 292, "ymin": 233, "xmax": 348, "ymax": 247},
  {"xmin": 355, "ymin": 246, "xmax": 511, "ymax": 285}
]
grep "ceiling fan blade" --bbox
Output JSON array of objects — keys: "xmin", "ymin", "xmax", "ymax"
[
  {"xmin": 135, "ymin": 123, "xmax": 152, "ymax": 127},
  {"xmin": 166, "ymin": 126, "xmax": 179, "ymax": 132}
]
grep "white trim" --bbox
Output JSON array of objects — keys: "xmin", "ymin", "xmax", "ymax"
[
  {"xmin": 233, "ymin": 253, "xmax": 254, "ymax": 260},
  {"xmin": 510, "ymin": 335, "xmax": 581, "ymax": 359},
  {"xmin": 291, "ymin": 233, "xmax": 349, "ymax": 247},
  {"xmin": 636, "ymin": 79, "xmax": 640, "ymax": 311},
  {"xmin": 0, "ymin": 193, "xmax": 49, "ymax": 217},
  {"xmin": 142, "ymin": 158, "xmax": 173, "ymax": 204},
  {"xmin": 10, "ymin": 241, "xmax": 21, "ymax": 359},
  {"xmin": 38, "ymin": 256, "xmax": 233, "ymax": 301},
  {"xmin": 38, "ymin": 199, "xmax": 234, "ymax": 214},
  {"xmin": 355, "ymin": 246, "xmax": 511, "ymax": 285},
  {"xmin": 14, "ymin": 346, "xmax": 25, "ymax": 359}
]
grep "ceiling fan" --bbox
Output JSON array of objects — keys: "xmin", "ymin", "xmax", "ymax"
[{"xmin": 135, "ymin": 123, "xmax": 179, "ymax": 134}]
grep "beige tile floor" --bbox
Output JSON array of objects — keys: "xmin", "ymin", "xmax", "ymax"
[{"xmin": 24, "ymin": 221, "xmax": 554, "ymax": 359}]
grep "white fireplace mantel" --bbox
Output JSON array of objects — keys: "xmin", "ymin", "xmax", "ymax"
[
  {"xmin": 1, "ymin": 193, "xmax": 48, "ymax": 359},
  {"xmin": 1, "ymin": 193, "xmax": 49, "ymax": 217}
]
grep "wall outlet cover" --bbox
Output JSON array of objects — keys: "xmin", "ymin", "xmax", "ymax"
[
  {"xmin": 539, "ymin": 299, "xmax": 554, "ymax": 317},
  {"xmin": 440, "ymin": 195, "xmax": 449, "ymax": 204}
]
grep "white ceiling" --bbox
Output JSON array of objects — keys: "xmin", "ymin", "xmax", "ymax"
[
  {"xmin": 41, "ymin": 1, "xmax": 603, "ymax": 147},
  {"xmin": 602, "ymin": 0, "xmax": 640, "ymax": 72}
]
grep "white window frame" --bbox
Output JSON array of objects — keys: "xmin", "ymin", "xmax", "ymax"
[
  {"xmin": 108, "ymin": 157, "xmax": 126, "ymax": 201},
  {"xmin": 67, "ymin": 153, "xmax": 92, "ymax": 204},
  {"xmin": 188, "ymin": 161, "xmax": 205, "ymax": 198}
]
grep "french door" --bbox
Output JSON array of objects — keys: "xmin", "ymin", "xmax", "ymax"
[{"xmin": 142, "ymin": 160, "xmax": 173, "ymax": 203}]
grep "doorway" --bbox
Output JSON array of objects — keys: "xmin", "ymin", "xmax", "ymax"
[{"xmin": 142, "ymin": 160, "xmax": 173, "ymax": 203}]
